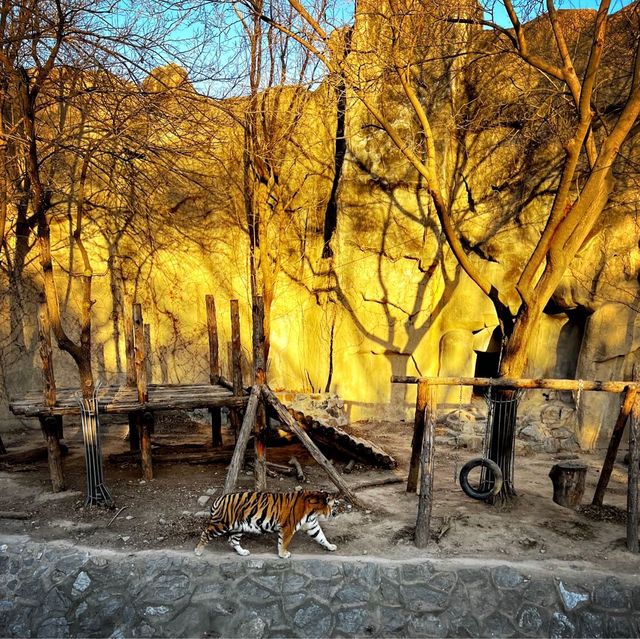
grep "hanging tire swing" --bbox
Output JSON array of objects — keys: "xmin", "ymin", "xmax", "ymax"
[{"xmin": 459, "ymin": 457, "xmax": 503, "ymax": 500}]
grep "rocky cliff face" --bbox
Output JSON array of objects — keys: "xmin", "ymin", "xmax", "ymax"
[{"xmin": 2, "ymin": 3, "xmax": 639, "ymax": 449}]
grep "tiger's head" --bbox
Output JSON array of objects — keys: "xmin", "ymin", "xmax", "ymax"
[{"xmin": 304, "ymin": 491, "xmax": 337, "ymax": 520}]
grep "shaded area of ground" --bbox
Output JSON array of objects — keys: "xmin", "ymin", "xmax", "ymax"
[{"xmin": 0, "ymin": 410, "xmax": 638, "ymax": 573}]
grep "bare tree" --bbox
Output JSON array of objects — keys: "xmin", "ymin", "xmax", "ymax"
[{"xmin": 251, "ymin": 0, "xmax": 640, "ymax": 500}]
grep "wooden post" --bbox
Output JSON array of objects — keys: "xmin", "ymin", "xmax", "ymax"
[
  {"xmin": 125, "ymin": 306, "xmax": 139, "ymax": 450},
  {"xmin": 133, "ymin": 303, "xmax": 152, "ymax": 480},
  {"xmin": 37, "ymin": 293, "xmax": 65, "ymax": 488},
  {"xmin": 39, "ymin": 415, "xmax": 65, "ymax": 492},
  {"xmin": 143, "ymin": 323, "xmax": 152, "ymax": 384},
  {"xmin": 415, "ymin": 383, "xmax": 436, "ymax": 548},
  {"xmin": 252, "ymin": 295, "xmax": 267, "ymax": 491},
  {"xmin": 592, "ymin": 386, "xmax": 638, "ymax": 506},
  {"xmin": 262, "ymin": 385, "xmax": 365, "ymax": 509},
  {"xmin": 229, "ymin": 300, "xmax": 243, "ymax": 442},
  {"xmin": 407, "ymin": 380, "xmax": 429, "ymax": 493},
  {"xmin": 206, "ymin": 295, "xmax": 223, "ymax": 448},
  {"xmin": 223, "ymin": 387, "xmax": 260, "ymax": 494},
  {"xmin": 628, "ymin": 381, "xmax": 639, "ymax": 552},
  {"xmin": 125, "ymin": 306, "xmax": 136, "ymax": 386},
  {"xmin": 230, "ymin": 299, "xmax": 242, "ymax": 395}
]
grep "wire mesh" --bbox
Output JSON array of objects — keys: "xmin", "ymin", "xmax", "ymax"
[
  {"xmin": 77, "ymin": 386, "xmax": 113, "ymax": 507},
  {"xmin": 481, "ymin": 387, "xmax": 523, "ymax": 502}
]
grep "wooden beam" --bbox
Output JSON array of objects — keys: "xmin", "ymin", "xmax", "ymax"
[
  {"xmin": 592, "ymin": 385, "xmax": 638, "ymax": 506},
  {"xmin": 392, "ymin": 375, "xmax": 640, "ymax": 394},
  {"xmin": 407, "ymin": 380, "xmax": 428, "ymax": 493},
  {"xmin": 262, "ymin": 385, "xmax": 365, "ymax": 509},
  {"xmin": 223, "ymin": 386, "xmax": 260, "ymax": 494},
  {"xmin": 415, "ymin": 383, "xmax": 436, "ymax": 548}
]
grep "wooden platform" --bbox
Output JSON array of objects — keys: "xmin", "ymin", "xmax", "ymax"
[{"xmin": 9, "ymin": 383, "xmax": 248, "ymax": 418}]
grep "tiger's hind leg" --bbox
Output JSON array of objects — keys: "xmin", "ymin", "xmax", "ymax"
[
  {"xmin": 228, "ymin": 532, "xmax": 250, "ymax": 556},
  {"xmin": 303, "ymin": 516, "xmax": 337, "ymax": 552}
]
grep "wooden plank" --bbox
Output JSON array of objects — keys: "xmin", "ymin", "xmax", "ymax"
[
  {"xmin": 592, "ymin": 386, "xmax": 638, "ymax": 506},
  {"xmin": 223, "ymin": 386, "xmax": 260, "ymax": 494},
  {"xmin": 415, "ymin": 383, "xmax": 436, "ymax": 548},
  {"xmin": 9, "ymin": 383, "xmax": 247, "ymax": 416},
  {"xmin": 262, "ymin": 385, "xmax": 365, "ymax": 509},
  {"xmin": 392, "ymin": 375, "xmax": 640, "ymax": 394},
  {"xmin": 407, "ymin": 380, "xmax": 428, "ymax": 493}
]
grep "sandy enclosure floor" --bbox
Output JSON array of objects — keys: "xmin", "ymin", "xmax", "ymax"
[{"xmin": 0, "ymin": 411, "xmax": 638, "ymax": 574}]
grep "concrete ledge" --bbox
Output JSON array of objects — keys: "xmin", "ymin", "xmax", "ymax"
[{"xmin": 0, "ymin": 535, "xmax": 638, "ymax": 637}]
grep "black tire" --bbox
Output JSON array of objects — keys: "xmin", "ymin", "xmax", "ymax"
[{"xmin": 459, "ymin": 458, "xmax": 503, "ymax": 501}]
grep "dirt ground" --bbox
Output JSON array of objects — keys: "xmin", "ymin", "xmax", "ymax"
[{"xmin": 1, "ymin": 409, "xmax": 639, "ymax": 573}]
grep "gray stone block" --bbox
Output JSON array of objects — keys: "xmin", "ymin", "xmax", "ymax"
[
  {"xmin": 492, "ymin": 565, "xmax": 527, "ymax": 589},
  {"xmin": 400, "ymin": 584, "xmax": 449, "ymax": 612},
  {"xmin": 334, "ymin": 606, "xmax": 373, "ymax": 635},
  {"xmin": 593, "ymin": 577, "xmax": 630, "ymax": 611},
  {"xmin": 292, "ymin": 600, "xmax": 333, "ymax": 637},
  {"xmin": 408, "ymin": 612, "xmax": 448, "ymax": 638},
  {"xmin": 549, "ymin": 611, "xmax": 577, "ymax": 638},
  {"xmin": 516, "ymin": 604, "xmax": 547, "ymax": 636},
  {"xmin": 480, "ymin": 611, "xmax": 516, "ymax": 638}
]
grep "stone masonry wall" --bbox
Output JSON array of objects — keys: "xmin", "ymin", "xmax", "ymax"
[{"xmin": 1, "ymin": 534, "xmax": 639, "ymax": 638}]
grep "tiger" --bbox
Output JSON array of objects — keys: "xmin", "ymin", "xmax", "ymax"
[{"xmin": 194, "ymin": 490, "xmax": 338, "ymax": 558}]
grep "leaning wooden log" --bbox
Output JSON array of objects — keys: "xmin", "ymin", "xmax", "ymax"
[
  {"xmin": 0, "ymin": 444, "xmax": 69, "ymax": 465},
  {"xmin": 592, "ymin": 385, "xmax": 638, "ymax": 506},
  {"xmin": 262, "ymin": 386, "xmax": 365, "ymax": 509},
  {"xmin": 223, "ymin": 386, "xmax": 260, "ymax": 494},
  {"xmin": 0, "ymin": 511, "xmax": 31, "ymax": 520},
  {"xmin": 351, "ymin": 477, "xmax": 404, "ymax": 491}
]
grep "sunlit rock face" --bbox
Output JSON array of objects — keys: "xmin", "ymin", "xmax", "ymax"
[{"xmin": 1, "ymin": 5, "xmax": 639, "ymax": 451}]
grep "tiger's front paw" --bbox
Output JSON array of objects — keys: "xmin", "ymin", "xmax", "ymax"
[
  {"xmin": 326, "ymin": 543, "xmax": 337, "ymax": 552},
  {"xmin": 278, "ymin": 550, "xmax": 291, "ymax": 559},
  {"xmin": 235, "ymin": 548, "xmax": 250, "ymax": 556},
  {"xmin": 194, "ymin": 544, "xmax": 205, "ymax": 556}
]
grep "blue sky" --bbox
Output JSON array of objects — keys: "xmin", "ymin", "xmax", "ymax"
[{"xmin": 488, "ymin": 0, "xmax": 634, "ymax": 25}]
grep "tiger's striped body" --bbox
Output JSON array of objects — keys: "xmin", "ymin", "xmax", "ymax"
[{"xmin": 194, "ymin": 490, "xmax": 337, "ymax": 558}]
